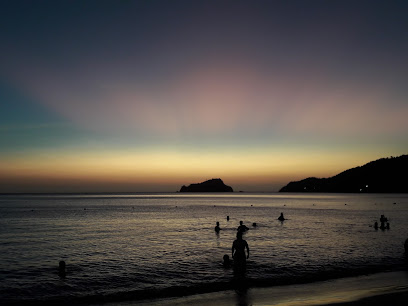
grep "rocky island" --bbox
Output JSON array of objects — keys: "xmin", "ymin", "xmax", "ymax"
[
  {"xmin": 279, "ymin": 155, "xmax": 408, "ymax": 193},
  {"xmin": 180, "ymin": 178, "xmax": 234, "ymax": 192}
]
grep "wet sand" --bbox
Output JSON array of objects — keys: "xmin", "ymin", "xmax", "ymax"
[
  {"xmin": 123, "ymin": 270, "xmax": 408, "ymax": 306},
  {"xmin": 328, "ymin": 291, "xmax": 408, "ymax": 305}
]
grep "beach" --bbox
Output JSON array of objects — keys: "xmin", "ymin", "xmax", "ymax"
[{"xmin": 127, "ymin": 270, "xmax": 408, "ymax": 306}]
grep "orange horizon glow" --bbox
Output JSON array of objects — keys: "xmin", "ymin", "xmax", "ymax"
[{"xmin": 0, "ymin": 147, "xmax": 401, "ymax": 193}]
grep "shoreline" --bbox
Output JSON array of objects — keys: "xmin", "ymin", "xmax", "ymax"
[{"xmin": 118, "ymin": 270, "xmax": 408, "ymax": 306}]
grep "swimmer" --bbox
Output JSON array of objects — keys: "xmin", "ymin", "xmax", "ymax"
[
  {"xmin": 223, "ymin": 254, "xmax": 232, "ymax": 268},
  {"xmin": 278, "ymin": 212, "xmax": 285, "ymax": 221},
  {"xmin": 215, "ymin": 221, "xmax": 221, "ymax": 233},
  {"xmin": 58, "ymin": 261, "xmax": 66, "ymax": 278},
  {"xmin": 237, "ymin": 221, "xmax": 249, "ymax": 233}
]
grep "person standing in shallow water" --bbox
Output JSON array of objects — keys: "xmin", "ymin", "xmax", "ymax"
[
  {"xmin": 237, "ymin": 220, "xmax": 249, "ymax": 233},
  {"xmin": 215, "ymin": 221, "xmax": 221, "ymax": 233},
  {"xmin": 232, "ymin": 231, "xmax": 249, "ymax": 267}
]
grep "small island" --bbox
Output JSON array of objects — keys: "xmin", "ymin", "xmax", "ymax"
[{"xmin": 180, "ymin": 178, "xmax": 234, "ymax": 192}]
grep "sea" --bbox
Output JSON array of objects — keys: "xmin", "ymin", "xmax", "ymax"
[{"xmin": 0, "ymin": 193, "xmax": 407, "ymax": 305}]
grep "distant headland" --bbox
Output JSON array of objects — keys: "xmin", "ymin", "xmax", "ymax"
[
  {"xmin": 180, "ymin": 178, "xmax": 234, "ymax": 192},
  {"xmin": 280, "ymin": 155, "xmax": 408, "ymax": 193}
]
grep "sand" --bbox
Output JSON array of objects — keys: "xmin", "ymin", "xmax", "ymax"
[{"xmin": 122, "ymin": 270, "xmax": 408, "ymax": 306}]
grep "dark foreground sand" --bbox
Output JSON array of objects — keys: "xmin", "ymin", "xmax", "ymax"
[
  {"xmin": 329, "ymin": 291, "xmax": 408, "ymax": 305},
  {"xmin": 117, "ymin": 270, "xmax": 408, "ymax": 306}
]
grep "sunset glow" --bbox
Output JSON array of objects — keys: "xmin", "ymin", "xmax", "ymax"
[{"xmin": 1, "ymin": 1, "xmax": 407, "ymax": 192}]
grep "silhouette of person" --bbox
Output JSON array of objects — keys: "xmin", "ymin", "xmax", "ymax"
[
  {"xmin": 58, "ymin": 261, "xmax": 66, "ymax": 278},
  {"xmin": 374, "ymin": 221, "xmax": 378, "ymax": 230},
  {"xmin": 223, "ymin": 254, "xmax": 232, "ymax": 268},
  {"xmin": 237, "ymin": 221, "xmax": 249, "ymax": 233},
  {"xmin": 232, "ymin": 231, "xmax": 249, "ymax": 267},
  {"xmin": 379, "ymin": 214, "xmax": 388, "ymax": 229},
  {"xmin": 278, "ymin": 212, "xmax": 285, "ymax": 221},
  {"xmin": 215, "ymin": 221, "xmax": 221, "ymax": 233}
]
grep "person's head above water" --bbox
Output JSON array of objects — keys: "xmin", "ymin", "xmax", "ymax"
[
  {"xmin": 222, "ymin": 254, "xmax": 231, "ymax": 267},
  {"xmin": 58, "ymin": 261, "xmax": 66, "ymax": 277}
]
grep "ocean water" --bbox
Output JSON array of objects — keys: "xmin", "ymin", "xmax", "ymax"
[{"xmin": 0, "ymin": 193, "xmax": 407, "ymax": 305}]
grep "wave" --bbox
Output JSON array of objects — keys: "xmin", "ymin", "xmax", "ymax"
[{"xmin": 2, "ymin": 261, "xmax": 406, "ymax": 306}]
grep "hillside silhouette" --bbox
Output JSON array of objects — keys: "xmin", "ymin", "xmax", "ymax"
[
  {"xmin": 180, "ymin": 178, "xmax": 233, "ymax": 192},
  {"xmin": 280, "ymin": 155, "xmax": 408, "ymax": 193}
]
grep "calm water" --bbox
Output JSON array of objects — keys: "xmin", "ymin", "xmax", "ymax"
[{"xmin": 0, "ymin": 193, "xmax": 407, "ymax": 304}]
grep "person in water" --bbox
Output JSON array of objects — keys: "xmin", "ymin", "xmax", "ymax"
[
  {"xmin": 232, "ymin": 231, "xmax": 249, "ymax": 266},
  {"xmin": 380, "ymin": 214, "xmax": 388, "ymax": 230},
  {"xmin": 58, "ymin": 260, "xmax": 66, "ymax": 278},
  {"xmin": 278, "ymin": 212, "xmax": 285, "ymax": 221},
  {"xmin": 215, "ymin": 221, "xmax": 221, "ymax": 233},
  {"xmin": 237, "ymin": 220, "xmax": 249, "ymax": 233},
  {"xmin": 223, "ymin": 254, "xmax": 232, "ymax": 268}
]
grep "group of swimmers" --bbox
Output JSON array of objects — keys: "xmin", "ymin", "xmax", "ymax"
[
  {"xmin": 218, "ymin": 214, "xmax": 286, "ymax": 270},
  {"xmin": 374, "ymin": 214, "xmax": 390, "ymax": 230},
  {"xmin": 221, "ymin": 221, "xmax": 250, "ymax": 269},
  {"xmin": 215, "ymin": 213, "xmax": 286, "ymax": 233}
]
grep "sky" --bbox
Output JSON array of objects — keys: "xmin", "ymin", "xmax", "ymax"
[{"xmin": 1, "ymin": 0, "xmax": 407, "ymax": 193}]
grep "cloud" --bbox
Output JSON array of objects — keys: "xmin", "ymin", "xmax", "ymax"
[{"xmin": 4, "ymin": 51, "xmax": 408, "ymax": 142}]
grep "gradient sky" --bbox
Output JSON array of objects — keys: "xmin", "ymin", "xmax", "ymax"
[{"xmin": 1, "ymin": 0, "xmax": 407, "ymax": 193}]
